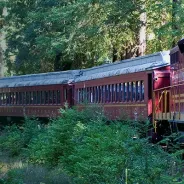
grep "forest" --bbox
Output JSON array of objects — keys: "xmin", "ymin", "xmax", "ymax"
[{"xmin": 0, "ymin": 0, "xmax": 184, "ymax": 75}]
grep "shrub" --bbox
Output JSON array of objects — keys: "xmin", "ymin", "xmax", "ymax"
[{"xmin": 0, "ymin": 118, "xmax": 43, "ymax": 157}]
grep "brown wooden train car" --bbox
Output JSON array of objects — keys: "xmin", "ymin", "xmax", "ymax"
[
  {"xmin": 0, "ymin": 71, "xmax": 78, "ymax": 117},
  {"xmin": 74, "ymin": 51, "xmax": 170, "ymax": 120}
]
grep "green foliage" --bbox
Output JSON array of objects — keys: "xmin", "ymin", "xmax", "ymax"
[
  {"xmin": 0, "ymin": 118, "xmax": 43, "ymax": 156},
  {"xmin": 27, "ymin": 107, "xmax": 183, "ymax": 183},
  {"xmin": 1, "ymin": 165, "xmax": 71, "ymax": 184},
  {"xmin": 4, "ymin": 0, "xmax": 144, "ymax": 75}
]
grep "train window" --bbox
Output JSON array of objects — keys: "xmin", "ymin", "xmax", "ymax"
[
  {"xmin": 77, "ymin": 89, "xmax": 80, "ymax": 103},
  {"xmin": 64, "ymin": 89, "xmax": 67, "ymax": 102},
  {"xmin": 0, "ymin": 93, "xmax": 1, "ymax": 105},
  {"xmin": 85, "ymin": 88, "xmax": 88, "ymax": 103},
  {"xmin": 30, "ymin": 92, "xmax": 33, "ymax": 104},
  {"xmin": 95, "ymin": 86, "xmax": 98, "ymax": 103},
  {"xmin": 137, "ymin": 81, "xmax": 141, "ymax": 101},
  {"xmin": 45, "ymin": 91, "xmax": 49, "ymax": 104},
  {"xmin": 80, "ymin": 88, "xmax": 82, "ymax": 103},
  {"xmin": 33, "ymin": 91, "xmax": 36, "ymax": 104},
  {"xmin": 123, "ymin": 83, "xmax": 127, "ymax": 102},
  {"xmin": 53, "ymin": 91, "xmax": 56, "ymax": 104},
  {"xmin": 11, "ymin": 93, "xmax": 13, "ymax": 104},
  {"xmin": 22, "ymin": 92, "xmax": 26, "ymax": 104},
  {"xmin": 115, "ymin": 84, "xmax": 118, "ymax": 102},
  {"xmin": 171, "ymin": 51, "xmax": 179, "ymax": 64},
  {"xmin": 50, "ymin": 91, "xmax": 53, "ymax": 104},
  {"xmin": 41, "ymin": 91, "xmax": 44, "ymax": 104},
  {"xmin": 128, "ymin": 82, "xmax": 131, "ymax": 101},
  {"xmin": 19, "ymin": 92, "xmax": 23, "ymax": 104},
  {"xmin": 111, "ymin": 84, "xmax": 114, "ymax": 102},
  {"xmin": 6, "ymin": 93, "xmax": 10, "ymax": 105},
  {"xmin": 79, "ymin": 88, "xmax": 83, "ymax": 103},
  {"xmin": 99, "ymin": 86, "xmax": 102, "ymax": 103},
  {"xmin": 109, "ymin": 85, "xmax": 112, "ymax": 102},
  {"xmin": 101, "ymin": 86, "xmax": 105, "ymax": 103},
  {"xmin": 57, "ymin": 90, "xmax": 61, "ymax": 104},
  {"xmin": 0, "ymin": 93, "xmax": 2, "ymax": 105},
  {"xmin": 15, "ymin": 92, "xmax": 18, "ymax": 104},
  {"xmin": 93, "ymin": 87, "xmax": 96, "ymax": 103},
  {"xmin": 132, "ymin": 82, "xmax": 136, "ymax": 101},
  {"xmin": 13, "ymin": 93, "xmax": 16, "ymax": 105},
  {"xmin": 3, "ymin": 93, "xmax": 5, "ymax": 105},
  {"xmin": 119, "ymin": 83, "xmax": 122, "ymax": 102},
  {"xmin": 26, "ymin": 92, "xmax": 29, "ymax": 104},
  {"xmin": 141, "ymin": 81, "xmax": 144, "ymax": 101},
  {"xmin": 136, "ymin": 81, "xmax": 138, "ymax": 101},
  {"xmin": 82, "ymin": 88, "xmax": 85, "ymax": 103},
  {"xmin": 89, "ymin": 87, "xmax": 91, "ymax": 103}
]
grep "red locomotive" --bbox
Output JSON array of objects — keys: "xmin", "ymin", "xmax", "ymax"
[{"xmin": 154, "ymin": 38, "xmax": 184, "ymax": 142}]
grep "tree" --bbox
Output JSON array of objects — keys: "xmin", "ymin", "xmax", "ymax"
[{"xmin": 4, "ymin": 0, "xmax": 145, "ymax": 75}]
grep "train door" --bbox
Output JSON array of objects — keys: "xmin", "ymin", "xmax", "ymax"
[
  {"xmin": 148, "ymin": 73, "xmax": 153, "ymax": 117},
  {"xmin": 153, "ymin": 69, "xmax": 170, "ymax": 114},
  {"xmin": 63, "ymin": 84, "xmax": 74, "ymax": 107}
]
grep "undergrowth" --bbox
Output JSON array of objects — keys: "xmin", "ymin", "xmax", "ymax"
[{"xmin": 0, "ymin": 105, "xmax": 183, "ymax": 183}]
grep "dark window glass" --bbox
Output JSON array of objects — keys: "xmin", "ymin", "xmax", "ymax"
[
  {"xmin": 41, "ymin": 91, "xmax": 44, "ymax": 104},
  {"xmin": 132, "ymin": 82, "xmax": 136, "ymax": 101},
  {"xmin": 19, "ymin": 92, "xmax": 23, "ymax": 104},
  {"xmin": 30, "ymin": 92, "xmax": 33, "ymax": 104},
  {"xmin": 22, "ymin": 92, "xmax": 26, "ymax": 104},
  {"xmin": 53, "ymin": 91, "xmax": 56, "ymax": 104},
  {"xmin": 99, "ymin": 86, "xmax": 101, "ymax": 103},
  {"xmin": 0, "ymin": 93, "xmax": 1, "ymax": 105},
  {"xmin": 112, "ymin": 84, "xmax": 114, "ymax": 102},
  {"xmin": 119, "ymin": 83, "xmax": 122, "ymax": 102},
  {"xmin": 57, "ymin": 90, "xmax": 61, "ymax": 104},
  {"xmin": 86, "ymin": 87, "xmax": 89, "ymax": 103},
  {"xmin": 108, "ymin": 85, "xmax": 111, "ymax": 102},
  {"xmin": 6, "ymin": 93, "xmax": 10, "ymax": 104},
  {"xmin": 137, "ymin": 81, "xmax": 141, "ymax": 101},
  {"xmin": 16, "ymin": 92, "xmax": 18, "ymax": 104},
  {"xmin": 37, "ymin": 91, "xmax": 41, "ymax": 104},
  {"xmin": 141, "ymin": 81, "xmax": 144, "ymax": 101},
  {"xmin": 3, "ymin": 93, "xmax": 5, "ymax": 105},
  {"xmin": 45, "ymin": 91, "xmax": 48, "ymax": 104},
  {"xmin": 123, "ymin": 83, "xmax": 127, "ymax": 102},
  {"xmin": 96, "ymin": 86, "xmax": 98, "ymax": 103},
  {"xmin": 101, "ymin": 86, "xmax": 104, "ymax": 103},
  {"xmin": 49, "ymin": 91, "xmax": 53, "ymax": 104},
  {"xmin": 33, "ymin": 92, "xmax": 36, "ymax": 104},
  {"xmin": 64, "ymin": 89, "xmax": 67, "ymax": 102}
]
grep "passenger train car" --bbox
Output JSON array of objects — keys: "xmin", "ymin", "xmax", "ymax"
[{"xmin": 0, "ymin": 51, "xmax": 170, "ymax": 121}]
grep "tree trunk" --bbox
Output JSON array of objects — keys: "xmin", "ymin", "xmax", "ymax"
[
  {"xmin": 138, "ymin": 5, "xmax": 146, "ymax": 56},
  {"xmin": 172, "ymin": 0, "xmax": 179, "ymax": 47}
]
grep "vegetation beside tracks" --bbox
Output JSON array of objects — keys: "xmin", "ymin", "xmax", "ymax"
[{"xmin": 0, "ymin": 106, "xmax": 184, "ymax": 184}]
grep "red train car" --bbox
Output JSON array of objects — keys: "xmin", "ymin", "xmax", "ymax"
[
  {"xmin": 0, "ymin": 71, "xmax": 77, "ymax": 117},
  {"xmin": 74, "ymin": 51, "xmax": 170, "ymax": 120},
  {"xmin": 154, "ymin": 39, "xmax": 184, "ymax": 141}
]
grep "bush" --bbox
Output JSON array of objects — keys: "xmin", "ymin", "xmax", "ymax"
[
  {"xmin": 27, "ymin": 106, "xmax": 184, "ymax": 183},
  {"xmin": 0, "ymin": 118, "xmax": 43, "ymax": 156}
]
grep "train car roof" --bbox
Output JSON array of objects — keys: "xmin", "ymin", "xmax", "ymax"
[
  {"xmin": 75, "ymin": 51, "xmax": 170, "ymax": 82},
  {"xmin": 0, "ymin": 51, "xmax": 170, "ymax": 88}
]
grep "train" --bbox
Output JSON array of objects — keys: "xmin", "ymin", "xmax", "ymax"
[{"xmin": 0, "ymin": 38, "xmax": 184, "ymax": 140}]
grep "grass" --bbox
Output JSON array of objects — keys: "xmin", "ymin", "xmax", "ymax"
[{"xmin": 0, "ymin": 151, "xmax": 71, "ymax": 184}]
